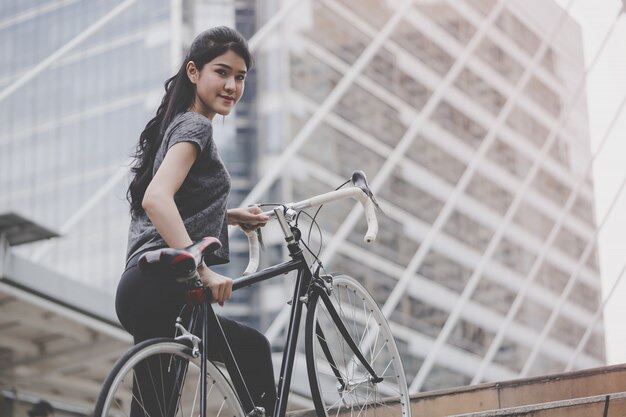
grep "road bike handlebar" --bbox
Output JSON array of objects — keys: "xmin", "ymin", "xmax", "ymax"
[{"xmin": 241, "ymin": 184, "xmax": 379, "ymax": 275}]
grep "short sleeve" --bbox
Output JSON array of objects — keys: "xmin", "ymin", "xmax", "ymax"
[
  {"xmin": 129, "ymin": 111, "xmax": 230, "ymax": 263},
  {"xmin": 166, "ymin": 112, "xmax": 213, "ymax": 154}
]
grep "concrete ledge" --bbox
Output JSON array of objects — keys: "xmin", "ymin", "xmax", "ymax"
[
  {"xmin": 289, "ymin": 365, "xmax": 626, "ymax": 417},
  {"xmin": 450, "ymin": 391, "xmax": 626, "ymax": 416},
  {"xmin": 406, "ymin": 363, "xmax": 626, "ymax": 417},
  {"xmin": 3, "ymin": 252, "xmax": 118, "ymax": 324}
]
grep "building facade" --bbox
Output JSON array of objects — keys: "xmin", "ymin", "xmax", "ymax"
[
  {"xmin": 0, "ymin": 0, "xmax": 604, "ymax": 404},
  {"xmin": 253, "ymin": 0, "xmax": 605, "ymax": 392}
]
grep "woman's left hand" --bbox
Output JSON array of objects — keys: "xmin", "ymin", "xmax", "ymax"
[{"xmin": 228, "ymin": 206, "xmax": 270, "ymax": 233}]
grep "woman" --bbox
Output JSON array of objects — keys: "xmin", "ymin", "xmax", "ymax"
[{"xmin": 116, "ymin": 26, "xmax": 276, "ymax": 415}]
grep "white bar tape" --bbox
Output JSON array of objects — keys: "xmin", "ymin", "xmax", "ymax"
[{"xmin": 243, "ymin": 230, "xmax": 260, "ymax": 276}]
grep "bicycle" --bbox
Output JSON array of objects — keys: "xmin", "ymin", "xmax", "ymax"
[{"xmin": 94, "ymin": 170, "xmax": 411, "ymax": 417}]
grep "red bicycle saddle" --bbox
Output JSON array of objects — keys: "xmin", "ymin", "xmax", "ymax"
[{"xmin": 138, "ymin": 237, "xmax": 222, "ymax": 280}]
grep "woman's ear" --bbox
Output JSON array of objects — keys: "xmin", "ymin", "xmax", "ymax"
[{"xmin": 186, "ymin": 61, "xmax": 198, "ymax": 84}]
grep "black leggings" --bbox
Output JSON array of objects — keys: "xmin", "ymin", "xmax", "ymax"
[{"xmin": 116, "ymin": 252, "xmax": 276, "ymax": 416}]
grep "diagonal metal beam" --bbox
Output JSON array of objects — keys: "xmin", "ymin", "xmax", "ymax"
[
  {"xmin": 565, "ymin": 258, "xmax": 626, "ymax": 371},
  {"xmin": 565, "ymin": 0, "xmax": 626, "ymax": 374},
  {"xmin": 266, "ymin": 0, "xmax": 507, "ymax": 345},
  {"xmin": 247, "ymin": 0, "xmax": 301, "ymax": 50},
  {"xmin": 0, "ymin": 0, "xmax": 138, "ymax": 105},
  {"xmin": 0, "ymin": 0, "xmax": 81, "ymax": 32},
  {"xmin": 409, "ymin": 0, "xmax": 577, "ymax": 392},
  {"xmin": 10, "ymin": 0, "xmax": 137, "ymax": 261},
  {"xmin": 317, "ymin": 0, "xmax": 507, "ymax": 268},
  {"xmin": 520, "ymin": 89, "xmax": 626, "ymax": 377},
  {"xmin": 521, "ymin": 172, "xmax": 626, "ymax": 376},
  {"xmin": 241, "ymin": 0, "xmax": 415, "ymax": 208},
  {"xmin": 281, "ymin": 0, "xmax": 504, "ymax": 371},
  {"xmin": 31, "ymin": 158, "xmax": 133, "ymax": 261},
  {"xmin": 470, "ymin": 7, "xmax": 624, "ymax": 384},
  {"xmin": 264, "ymin": 0, "xmax": 416, "ymax": 343}
]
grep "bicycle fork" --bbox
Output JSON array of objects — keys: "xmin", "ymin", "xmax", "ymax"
[{"xmin": 313, "ymin": 286, "xmax": 384, "ymax": 390}]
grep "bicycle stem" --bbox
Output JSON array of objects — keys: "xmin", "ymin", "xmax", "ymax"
[{"xmin": 274, "ymin": 207, "xmax": 295, "ymax": 243}]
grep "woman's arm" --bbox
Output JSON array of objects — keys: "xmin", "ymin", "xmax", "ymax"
[
  {"xmin": 142, "ymin": 141, "xmax": 198, "ymax": 249},
  {"xmin": 142, "ymin": 141, "xmax": 232, "ymax": 305}
]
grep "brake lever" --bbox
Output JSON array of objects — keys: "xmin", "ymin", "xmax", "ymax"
[{"xmin": 351, "ymin": 170, "xmax": 384, "ymax": 214}]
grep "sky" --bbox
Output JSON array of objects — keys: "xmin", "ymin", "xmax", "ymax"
[{"xmin": 555, "ymin": 0, "xmax": 626, "ymax": 364}]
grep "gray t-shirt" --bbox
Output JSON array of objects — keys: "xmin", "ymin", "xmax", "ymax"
[{"xmin": 126, "ymin": 112, "xmax": 231, "ymax": 265}]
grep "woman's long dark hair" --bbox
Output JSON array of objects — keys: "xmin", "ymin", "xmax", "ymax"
[{"xmin": 127, "ymin": 26, "xmax": 253, "ymax": 216}]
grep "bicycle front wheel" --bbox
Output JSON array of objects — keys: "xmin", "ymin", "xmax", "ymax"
[
  {"xmin": 305, "ymin": 274, "xmax": 410, "ymax": 417},
  {"xmin": 94, "ymin": 338, "xmax": 245, "ymax": 417}
]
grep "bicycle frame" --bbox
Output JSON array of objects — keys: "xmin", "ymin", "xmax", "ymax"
[{"xmin": 188, "ymin": 211, "xmax": 382, "ymax": 417}]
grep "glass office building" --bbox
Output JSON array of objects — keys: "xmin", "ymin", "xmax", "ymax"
[
  {"xmin": 0, "ymin": 0, "xmax": 605, "ymax": 402},
  {"xmin": 0, "ymin": 0, "xmax": 262, "ymax": 319},
  {"xmin": 1, "ymin": 0, "xmax": 171, "ymax": 288}
]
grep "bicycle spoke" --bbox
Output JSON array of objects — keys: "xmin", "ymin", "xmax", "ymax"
[
  {"xmin": 370, "ymin": 340, "xmax": 390, "ymax": 366},
  {"xmin": 358, "ymin": 307, "xmax": 373, "ymax": 348},
  {"xmin": 96, "ymin": 341, "xmax": 245, "ymax": 417},
  {"xmin": 334, "ymin": 398, "xmax": 343, "ymax": 417},
  {"xmin": 189, "ymin": 372, "xmax": 201, "ymax": 417},
  {"xmin": 355, "ymin": 390, "xmax": 374, "ymax": 417},
  {"xmin": 145, "ymin": 358, "xmax": 166, "ymax": 417},
  {"xmin": 160, "ymin": 356, "xmax": 168, "ymax": 416},
  {"xmin": 173, "ymin": 360, "xmax": 191, "ymax": 417},
  {"xmin": 133, "ymin": 366, "xmax": 155, "ymax": 417},
  {"xmin": 216, "ymin": 398, "xmax": 226, "ymax": 417},
  {"xmin": 340, "ymin": 286, "xmax": 360, "ymax": 346}
]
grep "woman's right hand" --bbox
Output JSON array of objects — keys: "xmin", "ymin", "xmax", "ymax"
[
  {"xmin": 227, "ymin": 206, "xmax": 269, "ymax": 232},
  {"xmin": 198, "ymin": 264, "xmax": 233, "ymax": 306}
]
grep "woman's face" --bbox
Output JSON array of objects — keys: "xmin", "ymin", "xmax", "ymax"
[{"xmin": 187, "ymin": 50, "xmax": 247, "ymax": 120}]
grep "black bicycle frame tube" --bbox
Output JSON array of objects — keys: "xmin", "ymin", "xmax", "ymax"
[
  {"xmin": 316, "ymin": 287, "xmax": 383, "ymax": 383},
  {"xmin": 274, "ymin": 265, "xmax": 310, "ymax": 417},
  {"xmin": 233, "ymin": 258, "xmax": 302, "ymax": 291},
  {"xmin": 315, "ymin": 322, "xmax": 346, "ymax": 390},
  {"xmin": 195, "ymin": 255, "xmax": 309, "ymax": 417}
]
